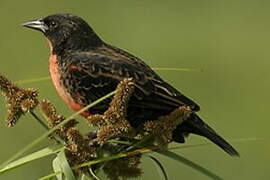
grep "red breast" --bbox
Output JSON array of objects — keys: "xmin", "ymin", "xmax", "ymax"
[{"xmin": 49, "ymin": 54, "xmax": 91, "ymax": 117}]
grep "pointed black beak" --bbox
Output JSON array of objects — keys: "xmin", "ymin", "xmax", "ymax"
[{"xmin": 22, "ymin": 19, "xmax": 48, "ymax": 33}]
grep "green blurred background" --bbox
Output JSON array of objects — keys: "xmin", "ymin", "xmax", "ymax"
[{"xmin": 0, "ymin": 0, "xmax": 269, "ymax": 179}]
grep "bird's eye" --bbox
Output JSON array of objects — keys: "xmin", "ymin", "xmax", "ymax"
[{"xmin": 49, "ymin": 21, "xmax": 57, "ymax": 28}]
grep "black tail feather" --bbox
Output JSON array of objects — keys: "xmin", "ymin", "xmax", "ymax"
[{"xmin": 173, "ymin": 114, "xmax": 239, "ymax": 157}]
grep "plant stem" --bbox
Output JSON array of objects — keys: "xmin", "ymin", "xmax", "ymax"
[
  {"xmin": 107, "ymin": 139, "xmax": 132, "ymax": 145},
  {"xmin": 30, "ymin": 111, "xmax": 65, "ymax": 145},
  {"xmin": 30, "ymin": 111, "xmax": 50, "ymax": 130},
  {"xmin": 125, "ymin": 134, "xmax": 153, "ymax": 152}
]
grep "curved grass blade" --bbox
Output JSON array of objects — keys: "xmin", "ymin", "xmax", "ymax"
[
  {"xmin": 88, "ymin": 167, "xmax": 101, "ymax": 180},
  {"xmin": 13, "ymin": 66, "xmax": 201, "ymax": 86},
  {"xmin": 81, "ymin": 174, "xmax": 91, "ymax": 180},
  {"xmin": 38, "ymin": 171, "xmax": 62, "ymax": 180},
  {"xmin": 157, "ymin": 151, "xmax": 223, "ymax": 180},
  {"xmin": 152, "ymin": 67, "xmax": 203, "ymax": 72},
  {"xmin": 58, "ymin": 150, "xmax": 76, "ymax": 180},
  {"xmin": 148, "ymin": 155, "xmax": 168, "ymax": 180},
  {"xmin": 168, "ymin": 137, "xmax": 263, "ymax": 151},
  {"xmin": 0, "ymin": 90, "xmax": 116, "ymax": 169},
  {"xmin": 30, "ymin": 111, "xmax": 50, "ymax": 131},
  {"xmin": 52, "ymin": 155, "xmax": 63, "ymax": 180},
  {"xmin": 0, "ymin": 145, "xmax": 63, "ymax": 175},
  {"xmin": 15, "ymin": 76, "xmax": 50, "ymax": 85},
  {"xmin": 126, "ymin": 135, "xmax": 153, "ymax": 152},
  {"xmin": 107, "ymin": 139, "xmax": 132, "ymax": 145},
  {"xmin": 73, "ymin": 146, "xmax": 156, "ymax": 169}
]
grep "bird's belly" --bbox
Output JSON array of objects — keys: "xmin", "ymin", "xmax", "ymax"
[{"xmin": 49, "ymin": 55, "xmax": 90, "ymax": 117}]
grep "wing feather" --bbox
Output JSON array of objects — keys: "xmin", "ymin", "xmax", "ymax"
[{"xmin": 60, "ymin": 45, "xmax": 200, "ymax": 115}]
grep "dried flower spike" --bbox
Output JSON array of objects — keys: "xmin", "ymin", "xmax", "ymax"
[
  {"xmin": 0, "ymin": 75, "xmax": 39, "ymax": 127},
  {"xmin": 144, "ymin": 106, "xmax": 192, "ymax": 147},
  {"xmin": 87, "ymin": 78, "xmax": 135, "ymax": 144},
  {"xmin": 41, "ymin": 99, "xmax": 97, "ymax": 171},
  {"xmin": 65, "ymin": 128, "xmax": 96, "ymax": 165},
  {"xmin": 103, "ymin": 154, "xmax": 142, "ymax": 180},
  {"xmin": 40, "ymin": 99, "xmax": 78, "ymax": 139}
]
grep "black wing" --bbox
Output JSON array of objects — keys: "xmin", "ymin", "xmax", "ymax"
[{"xmin": 59, "ymin": 46, "xmax": 199, "ymax": 117}]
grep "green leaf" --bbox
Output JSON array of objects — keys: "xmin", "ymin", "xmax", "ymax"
[
  {"xmin": 52, "ymin": 156, "xmax": 63, "ymax": 180},
  {"xmin": 0, "ymin": 145, "xmax": 63, "ymax": 175},
  {"xmin": 148, "ymin": 155, "xmax": 168, "ymax": 180},
  {"xmin": 58, "ymin": 150, "xmax": 76, "ymax": 180},
  {"xmin": 157, "ymin": 151, "xmax": 223, "ymax": 180}
]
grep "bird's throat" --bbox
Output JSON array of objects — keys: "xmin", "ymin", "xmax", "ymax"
[{"xmin": 45, "ymin": 38, "xmax": 53, "ymax": 54}]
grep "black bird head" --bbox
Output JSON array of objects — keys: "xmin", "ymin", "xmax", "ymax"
[{"xmin": 22, "ymin": 13, "xmax": 103, "ymax": 54}]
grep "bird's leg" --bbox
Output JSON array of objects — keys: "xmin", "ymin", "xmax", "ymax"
[
  {"xmin": 87, "ymin": 78, "xmax": 135, "ymax": 144},
  {"xmin": 143, "ymin": 105, "xmax": 193, "ymax": 148}
]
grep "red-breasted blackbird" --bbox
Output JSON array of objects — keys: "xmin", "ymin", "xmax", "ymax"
[{"xmin": 22, "ymin": 13, "xmax": 239, "ymax": 156}]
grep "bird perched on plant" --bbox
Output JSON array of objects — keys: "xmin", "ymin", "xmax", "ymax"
[{"xmin": 22, "ymin": 13, "xmax": 239, "ymax": 156}]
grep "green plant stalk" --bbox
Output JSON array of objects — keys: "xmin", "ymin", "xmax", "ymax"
[
  {"xmin": 157, "ymin": 151, "xmax": 223, "ymax": 180},
  {"xmin": 30, "ymin": 111, "xmax": 66, "ymax": 145},
  {"xmin": 30, "ymin": 111, "xmax": 50, "ymax": 131},
  {"xmin": 89, "ymin": 167, "xmax": 101, "ymax": 180},
  {"xmin": 125, "ymin": 134, "xmax": 153, "ymax": 152},
  {"xmin": 14, "ymin": 67, "xmax": 199, "ymax": 86},
  {"xmin": 107, "ymin": 139, "xmax": 132, "ymax": 145},
  {"xmin": 148, "ymin": 155, "xmax": 168, "ymax": 180},
  {"xmin": 35, "ymin": 109, "xmax": 66, "ymax": 145},
  {"xmin": 152, "ymin": 67, "xmax": 202, "ymax": 72},
  {"xmin": 15, "ymin": 76, "xmax": 51, "ymax": 85},
  {"xmin": 74, "ymin": 146, "xmax": 156, "ymax": 169},
  {"xmin": 0, "ymin": 90, "xmax": 116, "ymax": 169},
  {"xmin": 38, "ymin": 171, "xmax": 62, "ymax": 180}
]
